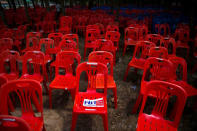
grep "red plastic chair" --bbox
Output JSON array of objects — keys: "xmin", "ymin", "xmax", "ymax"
[
  {"xmin": 0, "ymin": 76, "xmax": 7, "ymax": 87},
  {"xmin": 58, "ymin": 40, "xmax": 78, "ymax": 52},
  {"xmin": 95, "ymin": 23, "xmax": 105, "ymax": 38},
  {"xmin": 0, "ymin": 115, "xmax": 31, "ymax": 131},
  {"xmin": 106, "ymin": 25, "xmax": 119, "ymax": 32},
  {"xmin": 0, "ymin": 50, "xmax": 20, "ymax": 81},
  {"xmin": 95, "ymin": 39, "xmax": 117, "ymax": 64},
  {"xmin": 132, "ymin": 57, "xmax": 174, "ymax": 114},
  {"xmin": 168, "ymin": 56, "xmax": 197, "ymax": 97},
  {"xmin": 41, "ymin": 21, "xmax": 56, "ymax": 34},
  {"xmin": 138, "ymin": 25, "xmax": 148, "ymax": 40},
  {"xmin": 124, "ymin": 41, "xmax": 156, "ymax": 81},
  {"xmin": 145, "ymin": 34, "xmax": 163, "ymax": 46},
  {"xmin": 160, "ymin": 37, "xmax": 177, "ymax": 57},
  {"xmin": 105, "ymin": 31, "xmax": 120, "ymax": 51},
  {"xmin": 22, "ymin": 37, "xmax": 40, "ymax": 53},
  {"xmin": 155, "ymin": 23, "xmax": 170, "ymax": 37},
  {"xmin": 136, "ymin": 80, "xmax": 187, "ymax": 131},
  {"xmin": 0, "ymin": 80, "xmax": 46, "ymax": 131},
  {"xmin": 84, "ymin": 29, "xmax": 100, "ymax": 60},
  {"xmin": 26, "ymin": 32, "xmax": 41, "ymax": 47},
  {"xmin": 123, "ymin": 27, "xmax": 139, "ymax": 56},
  {"xmin": 20, "ymin": 51, "xmax": 48, "ymax": 92},
  {"xmin": 49, "ymin": 51, "xmax": 81, "ymax": 108},
  {"xmin": 59, "ymin": 16, "xmax": 72, "ymax": 33},
  {"xmin": 149, "ymin": 47, "xmax": 168, "ymax": 59},
  {"xmin": 48, "ymin": 33, "xmax": 63, "ymax": 47},
  {"xmin": 71, "ymin": 62, "xmax": 108, "ymax": 131},
  {"xmin": 62, "ymin": 34, "xmax": 79, "ymax": 50},
  {"xmin": 88, "ymin": 51, "xmax": 117, "ymax": 108},
  {"xmin": 0, "ymin": 38, "xmax": 13, "ymax": 52}
]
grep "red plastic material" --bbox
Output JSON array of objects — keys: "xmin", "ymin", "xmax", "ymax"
[
  {"xmin": 58, "ymin": 40, "xmax": 78, "ymax": 52},
  {"xmin": 26, "ymin": 32, "xmax": 41, "ymax": 46},
  {"xmin": 88, "ymin": 51, "xmax": 117, "ymax": 108},
  {"xmin": 132, "ymin": 57, "xmax": 174, "ymax": 114},
  {"xmin": 0, "ymin": 50, "xmax": 20, "ymax": 81},
  {"xmin": 48, "ymin": 33, "xmax": 63, "ymax": 47},
  {"xmin": 0, "ymin": 38, "xmax": 13, "ymax": 52},
  {"xmin": 145, "ymin": 34, "xmax": 163, "ymax": 46},
  {"xmin": 37, "ymin": 21, "xmax": 56, "ymax": 34},
  {"xmin": 0, "ymin": 115, "xmax": 31, "ymax": 131},
  {"xmin": 59, "ymin": 16, "xmax": 72, "ymax": 33},
  {"xmin": 20, "ymin": 51, "xmax": 48, "ymax": 92},
  {"xmin": 0, "ymin": 80, "xmax": 45, "ymax": 131},
  {"xmin": 160, "ymin": 37, "xmax": 177, "ymax": 57},
  {"xmin": 84, "ymin": 29, "xmax": 100, "ymax": 60},
  {"xmin": 124, "ymin": 41, "xmax": 155, "ymax": 81},
  {"xmin": 123, "ymin": 27, "xmax": 139, "ymax": 56},
  {"xmin": 22, "ymin": 37, "xmax": 40, "ymax": 53},
  {"xmin": 169, "ymin": 56, "xmax": 197, "ymax": 97},
  {"xmin": 149, "ymin": 47, "xmax": 168, "ymax": 59},
  {"xmin": 49, "ymin": 51, "xmax": 81, "ymax": 108},
  {"xmin": 136, "ymin": 80, "xmax": 187, "ymax": 131},
  {"xmin": 106, "ymin": 25, "xmax": 119, "ymax": 32},
  {"xmin": 155, "ymin": 23, "xmax": 170, "ymax": 37},
  {"xmin": 0, "ymin": 76, "xmax": 7, "ymax": 87},
  {"xmin": 105, "ymin": 31, "xmax": 120, "ymax": 51},
  {"xmin": 62, "ymin": 34, "xmax": 79, "ymax": 50},
  {"xmin": 71, "ymin": 62, "xmax": 108, "ymax": 131}
]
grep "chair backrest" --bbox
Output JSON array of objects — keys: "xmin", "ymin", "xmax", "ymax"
[
  {"xmin": 139, "ymin": 80, "xmax": 187, "ymax": 128},
  {"xmin": 0, "ymin": 50, "xmax": 20, "ymax": 75},
  {"xmin": 39, "ymin": 38, "xmax": 55, "ymax": 55},
  {"xmin": 0, "ymin": 115, "xmax": 31, "ymax": 131},
  {"xmin": 142, "ymin": 57, "xmax": 174, "ymax": 84},
  {"xmin": 25, "ymin": 37, "xmax": 40, "ymax": 50},
  {"xmin": 132, "ymin": 41, "xmax": 155, "ymax": 60},
  {"xmin": 55, "ymin": 51, "xmax": 81, "ymax": 75},
  {"xmin": 124, "ymin": 27, "xmax": 139, "ymax": 41},
  {"xmin": 0, "ymin": 38, "xmax": 13, "ymax": 52},
  {"xmin": 85, "ymin": 29, "xmax": 100, "ymax": 45},
  {"xmin": 105, "ymin": 31, "xmax": 120, "ymax": 47},
  {"xmin": 58, "ymin": 40, "xmax": 77, "ymax": 51},
  {"xmin": 41, "ymin": 21, "xmax": 56, "ymax": 33},
  {"xmin": 48, "ymin": 33, "xmax": 63, "ymax": 47},
  {"xmin": 106, "ymin": 25, "xmax": 119, "ymax": 32},
  {"xmin": 62, "ymin": 34, "xmax": 79, "ymax": 49},
  {"xmin": 0, "ymin": 76, "xmax": 7, "ymax": 87},
  {"xmin": 59, "ymin": 16, "xmax": 72, "ymax": 29},
  {"xmin": 75, "ymin": 62, "xmax": 108, "ymax": 95},
  {"xmin": 26, "ymin": 32, "xmax": 41, "ymax": 46},
  {"xmin": 22, "ymin": 51, "xmax": 44, "ymax": 75},
  {"xmin": 149, "ymin": 47, "xmax": 168, "ymax": 59},
  {"xmin": 145, "ymin": 34, "xmax": 163, "ymax": 46},
  {"xmin": 168, "ymin": 56, "xmax": 187, "ymax": 81},
  {"xmin": 88, "ymin": 51, "xmax": 113, "ymax": 75},
  {"xmin": 0, "ymin": 80, "xmax": 43, "ymax": 117},
  {"xmin": 174, "ymin": 28, "xmax": 190, "ymax": 42},
  {"xmin": 86, "ymin": 24, "xmax": 100, "ymax": 31},
  {"xmin": 95, "ymin": 39, "xmax": 115, "ymax": 52},
  {"xmin": 138, "ymin": 25, "xmax": 148, "ymax": 40},
  {"xmin": 158, "ymin": 23, "xmax": 170, "ymax": 36},
  {"xmin": 160, "ymin": 37, "xmax": 176, "ymax": 56}
]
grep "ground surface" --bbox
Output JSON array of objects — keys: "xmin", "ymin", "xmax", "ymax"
[{"xmin": 13, "ymin": 34, "xmax": 197, "ymax": 131}]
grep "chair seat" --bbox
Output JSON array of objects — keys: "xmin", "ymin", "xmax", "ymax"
[
  {"xmin": 125, "ymin": 39, "xmax": 137, "ymax": 46},
  {"xmin": 20, "ymin": 74, "xmax": 43, "ymax": 82},
  {"xmin": 94, "ymin": 74, "xmax": 116, "ymax": 89},
  {"xmin": 129, "ymin": 59, "xmax": 146, "ymax": 70},
  {"xmin": 21, "ymin": 113, "xmax": 44, "ymax": 131},
  {"xmin": 49, "ymin": 74, "xmax": 76, "ymax": 89},
  {"xmin": 73, "ymin": 92, "xmax": 107, "ymax": 114},
  {"xmin": 137, "ymin": 113, "xmax": 177, "ymax": 131},
  {"xmin": 0, "ymin": 73, "xmax": 18, "ymax": 81}
]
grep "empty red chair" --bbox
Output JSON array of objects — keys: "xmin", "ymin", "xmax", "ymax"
[
  {"xmin": 0, "ymin": 38, "xmax": 13, "ymax": 52},
  {"xmin": 62, "ymin": 34, "xmax": 79, "ymax": 50},
  {"xmin": 26, "ymin": 32, "xmax": 41, "ymax": 46},
  {"xmin": 138, "ymin": 25, "xmax": 148, "ymax": 40},
  {"xmin": 49, "ymin": 51, "xmax": 81, "ymax": 108},
  {"xmin": 20, "ymin": 51, "xmax": 48, "ymax": 92},
  {"xmin": 132, "ymin": 57, "xmax": 174, "ymax": 114},
  {"xmin": 48, "ymin": 32, "xmax": 63, "ymax": 47},
  {"xmin": 124, "ymin": 41, "xmax": 155, "ymax": 81},
  {"xmin": 145, "ymin": 34, "xmax": 163, "ymax": 46},
  {"xmin": 95, "ymin": 23, "xmax": 105, "ymax": 38},
  {"xmin": 105, "ymin": 31, "xmax": 120, "ymax": 51},
  {"xmin": 0, "ymin": 50, "xmax": 20, "ymax": 81},
  {"xmin": 22, "ymin": 37, "xmax": 40, "ymax": 53},
  {"xmin": 123, "ymin": 27, "xmax": 139, "ymax": 56},
  {"xmin": 88, "ymin": 51, "xmax": 117, "ymax": 108},
  {"xmin": 106, "ymin": 25, "xmax": 119, "ymax": 32},
  {"xmin": 160, "ymin": 37, "xmax": 177, "ymax": 57},
  {"xmin": 0, "ymin": 115, "xmax": 31, "ymax": 131},
  {"xmin": 136, "ymin": 80, "xmax": 187, "ymax": 131},
  {"xmin": 149, "ymin": 47, "xmax": 168, "ymax": 59},
  {"xmin": 41, "ymin": 21, "xmax": 56, "ymax": 34},
  {"xmin": 73, "ymin": 16, "xmax": 87, "ymax": 35},
  {"xmin": 84, "ymin": 29, "xmax": 100, "ymax": 60},
  {"xmin": 59, "ymin": 16, "xmax": 72, "ymax": 33},
  {"xmin": 58, "ymin": 40, "xmax": 78, "ymax": 52},
  {"xmin": 71, "ymin": 62, "xmax": 108, "ymax": 131},
  {"xmin": 155, "ymin": 23, "xmax": 170, "ymax": 37},
  {"xmin": 0, "ymin": 80, "xmax": 46, "ymax": 131}
]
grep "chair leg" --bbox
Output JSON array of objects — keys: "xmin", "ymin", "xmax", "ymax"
[
  {"xmin": 70, "ymin": 88, "xmax": 76, "ymax": 101},
  {"xmin": 113, "ymin": 88, "xmax": 118, "ymax": 109},
  {"xmin": 123, "ymin": 45, "xmax": 127, "ymax": 56},
  {"xmin": 102, "ymin": 114, "xmax": 108, "ymax": 131},
  {"xmin": 132, "ymin": 93, "xmax": 143, "ymax": 114},
  {"xmin": 84, "ymin": 47, "xmax": 86, "ymax": 61},
  {"xmin": 50, "ymin": 66, "xmax": 53, "ymax": 81},
  {"xmin": 49, "ymin": 88, "xmax": 52, "ymax": 109},
  {"xmin": 43, "ymin": 80, "xmax": 48, "ymax": 93},
  {"xmin": 124, "ymin": 66, "xmax": 131, "ymax": 81},
  {"xmin": 71, "ymin": 112, "xmax": 78, "ymax": 131}
]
